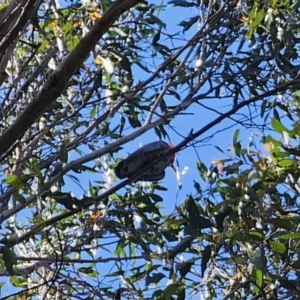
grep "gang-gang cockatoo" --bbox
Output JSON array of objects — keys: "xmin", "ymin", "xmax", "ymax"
[{"xmin": 115, "ymin": 141, "xmax": 175, "ymax": 182}]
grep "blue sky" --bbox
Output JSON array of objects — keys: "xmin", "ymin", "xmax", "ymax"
[
  {"xmin": 64, "ymin": 0, "xmax": 259, "ymax": 204},
  {"xmin": 0, "ymin": 0, "xmax": 276, "ymax": 299},
  {"xmin": 55, "ymin": 2, "xmax": 269, "ymax": 298},
  {"xmin": 56, "ymin": 2, "xmax": 264, "ymax": 299}
]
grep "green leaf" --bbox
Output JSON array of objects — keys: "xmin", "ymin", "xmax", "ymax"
[
  {"xmin": 290, "ymin": 0, "xmax": 300, "ymax": 10},
  {"xmin": 249, "ymin": 230, "xmax": 263, "ymax": 242},
  {"xmin": 145, "ymin": 273, "xmax": 165, "ymax": 285},
  {"xmin": 169, "ymin": 236, "xmax": 193, "ymax": 258},
  {"xmin": 128, "ymin": 116, "xmax": 141, "ymax": 128},
  {"xmin": 196, "ymin": 161, "xmax": 208, "ymax": 181},
  {"xmin": 262, "ymin": 135, "xmax": 281, "ymax": 147},
  {"xmin": 277, "ymin": 159, "xmax": 294, "ymax": 167},
  {"xmin": 179, "ymin": 16, "xmax": 199, "ymax": 32},
  {"xmin": 150, "ymin": 194, "xmax": 163, "ymax": 202},
  {"xmin": 178, "ymin": 261, "xmax": 193, "ymax": 279},
  {"xmin": 253, "ymin": 11, "xmax": 265, "ymax": 27},
  {"xmin": 1, "ymin": 246, "xmax": 17, "ymax": 275},
  {"xmin": 254, "ymin": 269, "xmax": 263, "ymax": 287},
  {"xmin": 5, "ymin": 175, "xmax": 18, "ymax": 184},
  {"xmin": 233, "ymin": 129, "xmax": 240, "ymax": 145},
  {"xmin": 214, "ymin": 145, "xmax": 226, "ymax": 153},
  {"xmin": 201, "ymin": 245, "xmax": 211, "ymax": 277},
  {"xmin": 233, "ymin": 141, "xmax": 242, "ymax": 157},
  {"xmin": 152, "ymin": 290, "xmax": 164, "ymax": 299},
  {"xmin": 271, "ymin": 118, "xmax": 288, "ymax": 134},
  {"xmin": 226, "ymin": 256, "xmax": 247, "ymax": 264},
  {"xmin": 260, "ymin": 100, "xmax": 268, "ymax": 118},
  {"xmin": 279, "ymin": 232, "xmax": 300, "ymax": 239},
  {"xmin": 120, "ymin": 56, "xmax": 132, "ymax": 78},
  {"xmin": 273, "ymin": 108, "xmax": 280, "ymax": 120},
  {"xmin": 115, "ymin": 288, "xmax": 121, "ymax": 300},
  {"xmin": 59, "ymin": 142, "xmax": 68, "ymax": 163},
  {"xmin": 193, "ymin": 180, "xmax": 202, "ymax": 194},
  {"xmin": 119, "ymin": 116, "xmax": 126, "ymax": 135},
  {"xmin": 152, "ymin": 32, "xmax": 160, "ymax": 45},
  {"xmin": 29, "ymin": 162, "xmax": 44, "ymax": 183},
  {"xmin": 13, "ymin": 192, "xmax": 27, "ymax": 204},
  {"xmin": 163, "ymin": 283, "xmax": 183, "ymax": 298},
  {"xmin": 154, "ymin": 127, "xmax": 162, "ymax": 140},
  {"xmin": 78, "ymin": 267, "xmax": 97, "ymax": 277},
  {"xmin": 113, "ymin": 27, "xmax": 128, "ymax": 37},
  {"xmin": 269, "ymin": 218, "xmax": 293, "ymax": 230},
  {"xmin": 270, "ymin": 241, "xmax": 286, "ymax": 254},
  {"xmin": 145, "ymin": 15, "xmax": 166, "ymax": 28}
]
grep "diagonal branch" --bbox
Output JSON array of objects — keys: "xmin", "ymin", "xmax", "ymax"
[
  {"xmin": 4, "ymin": 76, "xmax": 300, "ymax": 246},
  {"xmin": 0, "ymin": 0, "xmax": 42, "ymax": 84},
  {"xmin": 0, "ymin": 0, "xmax": 143, "ymax": 158}
]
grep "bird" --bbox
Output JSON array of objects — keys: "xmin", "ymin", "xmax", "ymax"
[{"xmin": 114, "ymin": 141, "xmax": 175, "ymax": 182}]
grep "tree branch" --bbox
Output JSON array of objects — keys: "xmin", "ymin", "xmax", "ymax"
[{"xmin": 0, "ymin": 0, "xmax": 143, "ymax": 157}]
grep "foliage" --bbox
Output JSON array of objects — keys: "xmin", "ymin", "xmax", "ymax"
[{"xmin": 0, "ymin": 0, "xmax": 300, "ymax": 299}]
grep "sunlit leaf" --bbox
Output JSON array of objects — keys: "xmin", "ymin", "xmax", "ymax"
[
  {"xmin": 279, "ymin": 232, "xmax": 300, "ymax": 239},
  {"xmin": 270, "ymin": 241, "xmax": 286, "ymax": 254},
  {"xmin": 254, "ymin": 269, "xmax": 263, "ymax": 287},
  {"xmin": 271, "ymin": 118, "xmax": 288, "ymax": 134}
]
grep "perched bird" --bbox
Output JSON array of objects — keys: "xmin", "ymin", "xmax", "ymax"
[{"xmin": 115, "ymin": 141, "xmax": 175, "ymax": 182}]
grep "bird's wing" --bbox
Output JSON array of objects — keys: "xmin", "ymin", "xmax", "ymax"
[{"xmin": 126, "ymin": 141, "xmax": 169, "ymax": 158}]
